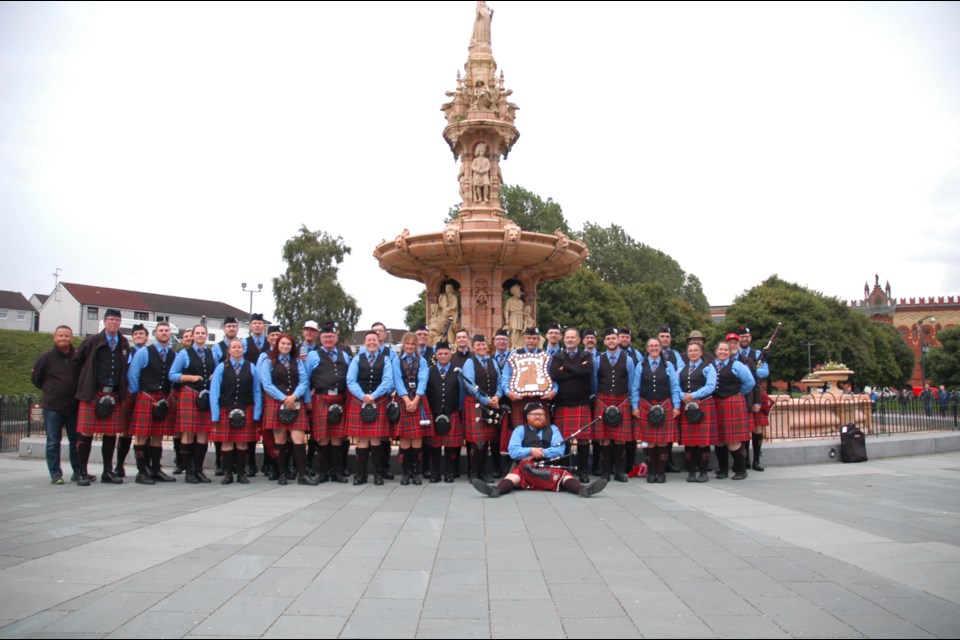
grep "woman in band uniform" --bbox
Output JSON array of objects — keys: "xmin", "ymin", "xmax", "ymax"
[
  {"xmin": 345, "ymin": 330, "xmax": 395, "ymax": 485},
  {"xmin": 209, "ymin": 339, "xmax": 263, "ymax": 485},
  {"xmin": 461, "ymin": 334, "xmax": 501, "ymax": 483},
  {"xmin": 676, "ymin": 342, "xmax": 717, "ymax": 483},
  {"xmin": 169, "ymin": 325, "xmax": 215, "ymax": 484},
  {"xmin": 712, "ymin": 339, "xmax": 755, "ymax": 480},
  {"xmin": 391, "ymin": 332, "xmax": 431, "ymax": 485},
  {"xmin": 259, "ymin": 333, "xmax": 317, "ymax": 485}
]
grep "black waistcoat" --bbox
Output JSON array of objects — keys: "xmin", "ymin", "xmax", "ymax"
[
  {"xmin": 220, "ymin": 361, "xmax": 255, "ymax": 407},
  {"xmin": 597, "ymin": 352, "xmax": 629, "ymax": 396},
  {"xmin": 244, "ymin": 336, "xmax": 269, "ymax": 365},
  {"xmin": 522, "ymin": 425, "xmax": 553, "ymax": 448},
  {"xmin": 271, "ymin": 357, "xmax": 299, "ymax": 395},
  {"xmin": 470, "ymin": 356, "xmax": 498, "ymax": 397},
  {"xmin": 399, "ymin": 355, "xmax": 422, "ymax": 395},
  {"xmin": 310, "ymin": 350, "xmax": 348, "ymax": 393},
  {"xmin": 639, "ymin": 359, "xmax": 671, "ymax": 402},
  {"xmin": 426, "ymin": 366, "xmax": 459, "ymax": 416},
  {"xmin": 553, "ymin": 350, "xmax": 593, "ymax": 406},
  {"xmin": 715, "ymin": 361, "xmax": 742, "ymax": 398},
  {"xmin": 184, "ymin": 348, "xmax": 214, "ymax": 392},
  {"xmin": 680, "ymin": 361, "xmax": 709, "ymax": 394},
  {"xmin": 139, "ymin": 346, "xmax": 173, "ymax": 394},
  {"xmin": 356, "ymin": 350, "xmax": 388, "ymax": 394},
  {"xmin": 95, "ymin": 342, "xmax": 124, "ymax": 387}
]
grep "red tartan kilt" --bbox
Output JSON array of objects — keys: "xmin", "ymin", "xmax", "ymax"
[
  {"xmin": 593, "ymin": 393, "xmax": 632, "ymax": 441},
  {"xmin": 680, "ymin": 397, "xmax": 717, "ymax": 446},
  {"xmin": 344, "ymin": 395, "xmax": 392, "ymax": 439},
  {"xmin": 498, "ymin": 412, "xmax": 513, "ymax": 453},
  {"xmin": 752, "ymin": 411, "xmax": 769, "ymax": 428},
  {"xmin": 394, "ymin": 398, "xmax": 432, "ymax": 439},
  {"xmin": 552, "ymin": 404, "xmax": 593, "ymax": 441},
  {"xmin": 463, "ymin": 399, "xmax": 498, "ymax": 442},
  {"xmin": 513, "ymin": 458, "xmax": 573, "ymax": 491},
  {"xmin": 426, "ymin": 412, "xmax": 464, "ymax": 448},
  {"xmin": 77, "ymin": 394, "xmax": 126, "ymax": 435},
  {"xmin": 122, "ymin": 395, "xmax": 136, "ymax": 425},
  {"xmin": 176, "ymin": 387, "xmax": 212, "ymax": 435},
  {"xmin": 637, "ymin": 398, "xmax": 677, "ymax": 442},
  {"xmin": 310, "ymin": 394, "xmax": 346, "ymax": 440},
  {"xmin": 210, "ymin": 406, "xmax": 259, "ymax": 442},
  {"xmin": 262, "ymin": 395, "xmax": 308, "ymax": 433},
  {"xmin": 129, "ymin": 391, "xmax": 175, "ymax": 437},
  {"xmin": 716, "ymin": 395, "xmax": 753, "ymax": 442}
]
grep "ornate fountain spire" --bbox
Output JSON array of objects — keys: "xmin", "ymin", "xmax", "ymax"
[{"xmin": 441, "ymin": 1, "xmax": 519, "ymax": 221}]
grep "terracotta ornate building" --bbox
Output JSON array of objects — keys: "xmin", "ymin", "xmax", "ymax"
[{"xmin": 849, "ymin": 275, "xmax": 959, "ymax": 386}]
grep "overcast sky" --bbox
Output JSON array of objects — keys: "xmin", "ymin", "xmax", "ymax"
[{"xmin": 2, "ymin": 1, "xmax": 958, "ymax": 328}]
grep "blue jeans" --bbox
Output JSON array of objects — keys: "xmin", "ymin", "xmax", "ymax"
[{"xmin": 44, "ymin": 408, "xmax": 79, "ymax": 478}]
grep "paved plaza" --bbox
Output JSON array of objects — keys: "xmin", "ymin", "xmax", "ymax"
[{"xmin": 0, "ymin": 450, "xmax": 958, "ymax": 639}]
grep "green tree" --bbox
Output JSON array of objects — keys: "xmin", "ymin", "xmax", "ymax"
[
  {"xmin": 618, "ymin": 283, "xmax": 710, "ymax": 344},
  {"xmin": 272, "ymin": 225, "xmax": 361, "ymax": 336},
  {"xmin": 403, "ymin": 290, "xmax": 427, "ymax": 330},
  {"xmin": 925, "ymin": 326, "xmax": 960, "ymax": 388},
  {"xmin": 535, "ymin": 269, "xmax": 632, "ymax": 335}
]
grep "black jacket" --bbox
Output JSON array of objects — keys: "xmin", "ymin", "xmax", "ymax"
[{"xmin": 32, "ymin": 346, "xmax": 80, "ymax": 412}]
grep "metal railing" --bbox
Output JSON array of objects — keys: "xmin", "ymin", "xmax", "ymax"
[
  {"xmin": 0, "ymin": 395, "xmax": 39, "ymax": 453},
  {"xmin": 766, "ymin": 393, "xmax": 958, "ymax": 441}
]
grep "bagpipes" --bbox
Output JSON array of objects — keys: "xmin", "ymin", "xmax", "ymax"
[
  {"xmin": 755, "ymin": 322, "xmax": 782, "ymax": 370},
  {"xmin": 453, "ymin": 367, "xmax": 510, "ymax": 426},
  {"xmin": 531, "ymin": 404, "xmax": 624, "ymax": 471}
]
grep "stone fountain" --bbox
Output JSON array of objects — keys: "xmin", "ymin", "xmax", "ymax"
[{"xmin": 373, "ymin": 1, "xmax": 589, "ymax": 348}]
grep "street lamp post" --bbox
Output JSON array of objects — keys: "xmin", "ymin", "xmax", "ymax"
[
  {"xmin": 915, "ymin": 315, "xmax": 936, "ymax": 386},
  {"xmin": 242, "ymin": 282, "xmax": 263, "ymax": 316}
]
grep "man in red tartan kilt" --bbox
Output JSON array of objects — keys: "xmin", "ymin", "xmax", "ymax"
[
  {"xmin": 460, "ymin": 334, "xmax": 504, "ymax": 483},
  {"xmin": 738, "ymin": 327, "xmax": 770, "ymax": 472},
  {"xmin": 345, "ymin": 331, "xmax": 396, "ymax": 486},
  {"xmin": 306, "ymin": 322, "xmax": 351, "ymax": 483},
  {"xmin": 127, "ymin": 322, "xmax": 177, "ymax": 485},
  {"xmin": 74, "ymin": 308, "xmax": 130, "ymax": 486},
  {"xmin": 677, "ymin": 342, "xmax": 718, "ymax": 483},
  {"xmin": 209, "ymin": 339, "xmax": 263, "ymax": 485},
  {"xmin": 592, "ymin": 328, "xmax": 637, "ymax": 483},
  {"xmin": 169, "ymin": 325, "xmax": 215, "ymax": 484},
  {"xmin": 114, "ymin": 323, "xmax": 149, "ymax": 479},
  {"xmin": 550, "ymin": 327, "xmax": 595, "ymax": 483},
  {"xmin": 391, "ymin": 332, "xmax": 431, "ymax": 485},
  {"xmin": 424, "ymin": 342, "xmax": 464, "ymax": 483},
  {"xmin": 631, "ymin": 337, "xmax": 683, "ymax": 484},
  {"xmin": 472, "ymin": 402, "xmax": 607, "ymax": 498},
  {"xmin": 712, "ymin": 338, "xmax": 756, "ymax": 480}
]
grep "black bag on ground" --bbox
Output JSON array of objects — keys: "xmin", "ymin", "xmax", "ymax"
[{"xmin": 840, "ymin": 424, "xmax": 867, "ymax": 463}]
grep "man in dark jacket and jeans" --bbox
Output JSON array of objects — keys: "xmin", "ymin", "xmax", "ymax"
[{"xmin": 31, "ymin": 325, "xmax": 80, "ymax": 484}]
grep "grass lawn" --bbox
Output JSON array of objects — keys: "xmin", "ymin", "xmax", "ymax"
[{"xmin": 0, "ymin": 329, "xmax": 81, "ymax": 397}]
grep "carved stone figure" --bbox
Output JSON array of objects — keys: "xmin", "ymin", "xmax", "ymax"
[
  {"xmin": 438, "ymin": 283, "xmax": 460, "ymax": 343},
  {"xmin": 471, "ymin": 143, "xmax": 492, "ymax": 204},
  {"xmin": 471, "ymin": 1, "xmax": 493, "ymax": 48},
  {"xmin": 395, "ymin": 229, "xmax": 410, "ymax": 254},
  {"xmin": 503, "ymin": 283, "xmax": 525, "ymax": 349}
]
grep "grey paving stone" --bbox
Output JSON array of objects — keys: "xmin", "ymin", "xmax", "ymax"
[
  {"xmin": 105, "ymin": 611, "xmax": 202, "ymax": 639},
  {"xmin": 701, "ymin": 614, "xmax": 792, "ymax": 638},
  {"xmin": 39, "ymin": 591, "xmax": 166, "ymax": 634},
  {"xmin": 192, "ymin": 595, "xmax": 292, "ymax": 637},
  {"xmin": 430, "ymin": 558, "xmax": 486, "ymax": 585},
  {"xmin": 202, "ymin": 553, "xmax": 275, "ymax": 581},
  {"xmin": 420, "ymin": 593, "xmax": 489, "ymax": 620},
  {"xmin": 262, "ymin": 615, "xmax": 347, "ymax": 638},
  {"xmin": 0, "ymin": 611, "xmax": 69, "ymax": 638},
  {"xmin": 668, "ymin": 581, "xmax": 758, "ymax": 616},
  {"xmin": 488, "ymin": 570, "xmax": 547, "ymax": 600},
  {"xmin": 239, "ymin": 567, "xmax": 319, "ymax": 598},
  {"xmin": 149, "ymin": 579, "xmax": 248, "ymax": 614},
  {"xmin": 560, "ymin": 616, "xmax": 641, "ymax": 639},
  {"xmin": 489, "ymin": 599, "xmax": 564, "ymax": 638},
  {"xmin": 364, "ymin": 569, "xmax": 430, "ymax": 599},
  {"xmin": 340, "ymin": 598, "xmax": 421, "ymax": 639},
  {"xmin": 416, "ymin": 617, "xmax": 490, "ymax": 638},
  {"xmin": 750, "ymin": 596, "xmax": 861, "ymax": 637}
]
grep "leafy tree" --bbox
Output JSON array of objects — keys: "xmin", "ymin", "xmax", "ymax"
[
  {"xmin": 403, "ymin": 291, "xmax": 427, "ymax": 330},
  {"xmin": 925, "ymin": 326, "xmax": 960, "ymax": 388},
  {"xmin": 272, "ymin": 225, "xmax": 361, "ymax": 336},
  {"xmin": 535, "ymin": 269, "xmax": 632, "ymax": 335},
  {"xmin": 618, "ymin": 283, "xmax": 709, "ymax": 344},
  {"xmin": 500, "ymin": 184, "xmax": 571, "ymax": 234}
]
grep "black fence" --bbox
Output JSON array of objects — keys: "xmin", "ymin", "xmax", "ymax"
[
  {"xmin": 765, "ymin": 393, "xmax": 959, "ymax": 441},
  {"xmin": 0, "ymin": 395, "xmax": 40, "ymax": 453}
]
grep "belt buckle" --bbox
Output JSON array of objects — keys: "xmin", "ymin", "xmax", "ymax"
[
  {"xmin": 326, "ymin": 388, "xmax": 338, "ymax": 396},
  {"xmin": 102, "ymin": 386, "xmax": 114, "ymax": 394}
]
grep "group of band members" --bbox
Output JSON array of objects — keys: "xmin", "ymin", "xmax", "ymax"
[{"xmin": 59, "ymin": 307, "xmax": 772, "ymax": 489}]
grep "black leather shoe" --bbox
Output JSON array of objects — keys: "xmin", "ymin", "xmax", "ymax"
[
  {"xmin": 614, "ymin": 472, "xmax": 629, "ymax": 483},
  {"xmin": 245, "ymin": 464, "xmax": 257, "ymax": 478},
  {"xmin": 381, "ymin": 470, "xmax": 395, "ymax": 480},
  {"xmin": 101, "ymin": 470, "xmax": 123, "ymax": 484},
  {"xmin": 221, "ymin": 473, "xmax": 234, "ymax": 485},
  {"xmin": 412, "ymin": 475, "xmax": 423, "ymax": 486},
  {"xmin": 716, "ymin": 470, "xmax": 729, "ymax": 480},
  {"xmin": 278, "ymin": 474, "xmax": 287, "ymax": 486},
  {"xmin": 400, "ymin": 473, "xmax": 411, "ymax": 486},
  {"xmin": 184, "ymin": 471, "xmax": 199, "ymax": 484},
  {"xmin": 77, "ymin": 474, "xmax": 91, "ymax": 487},
  {"xmin": 373, "ymin": 473, "xmax": 384, "ymax": 486},
  {"xmin": 135, "ymin": 472, "xmax": 155, "ymax": 485},
  {"xmin": 665, "ymin": 460, "xmax": 681, "ymax": 473},
  {"xmin": 152, "ymin": 470, "xmax": 177, "ymax": 482},
  {"xmin": 444, "ymin": 474, "xmax": 455, "ymax": 483},
  {"xmin": 579, "ymin": 477, "xmax": 608, "ymax": 497},
  {"xmin": 732, "ymin": 470, "xmax": 748, "ymax": 481},
  {"xmin": 113, "ymin": 464, "xmax": 126, "ymax": 478},
  {"xmin": 173, "ymin": 459, "xmax": 185, "ymax": 474},
  {"xmin": 646, "ymin": 474, "xmax": 657, "ymax": 484},
  {"xmin": 268, "ymin": 468, "xmax": 280, "ymax": 481},
  {"xmin": 298, "ymin": 474, "xmax": 319, "ymax": 486},
  {"xmin": 752, "ymin": 460, "xmax": 765, "ymax": 472},
  {"xmin": 215, "ymin": 463, "xmax": 225, "ymax": 477},
  {"xmin": 330, "ymin": 472, "xmax": 348, "ymax": 484},
  {"xmin": 686, "ymin": 472, "xmax": 698, "ymax": 483},
  {"xmin": 353, "ymin": 475, "xmax": 367, "ymax": 486},
  {"xmin": 471, "ymin": 478, "xmax": 500, "ymax": 498},
  {"xmin": 196, "ymin": 471, "xmax": 212, "ymax": 484},
  {"xmin": 578, "ymin": 471, "xmax": 591, "ymax": 484},
  {"xmin": 70, "ymin": 472, "xmax": 80, "ymax": 482},
  {"xmin": 237, "ymin": 472, "xmax": 249, "ymax": 484},
  {"xmin": 696, "ymin": 471, "xmax": 709, "ymax": 483},
  {"xmin": 657, "ymin": 473, "xmax": 667, "ymax": 484}
]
